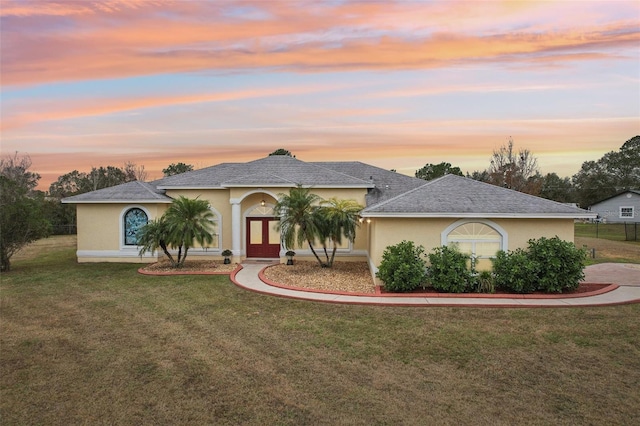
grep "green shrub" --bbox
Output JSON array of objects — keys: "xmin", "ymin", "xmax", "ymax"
[
  {"xmin": 492, "ymin": 249, "xmax": 538, "ymax": 293},
  {"xmin": 527, "ymin": 236, "xmax": 587, "ymax": 293},
  {"xmin": 376, "ymin": 241, "xmax": 427, "ymax": 292},
  {"xmin": 427, "ymin": 245, "xmax": 473, "ymax": 293},
  {"xmin": 493, "ymin": 237, "xmax": 587, "ymax": 293}
]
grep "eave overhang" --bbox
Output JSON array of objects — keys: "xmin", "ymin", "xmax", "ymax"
[
  {"xmin": 62, "ymin": 199, "xmax": 174, "ymax": 204},
  {"xmin": 359, "ymin": 212, "xmax": 598, "ymax": 219}
]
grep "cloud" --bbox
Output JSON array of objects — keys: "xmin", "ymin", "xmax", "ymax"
[
  {"xmin": 2, "ymin": 1, "xmax": 638, "ymax": 86},
  {"xmin": 1, "ymin": 82, "xmax": 354, "ymax": 131}
]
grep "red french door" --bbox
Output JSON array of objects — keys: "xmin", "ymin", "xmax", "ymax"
[{"xmin": 246, "ymin": 217, "xmax": 280, "ymax": 258}]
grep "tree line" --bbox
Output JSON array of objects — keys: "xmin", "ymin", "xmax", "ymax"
[{"xmin": 416, "ymin": 135, "xmax": 639, "ymax": 208}]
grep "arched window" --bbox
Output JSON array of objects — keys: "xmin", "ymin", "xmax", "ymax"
[
  {"xmin": 123, "ymin": 208, "xmax": 148, "ymax": 246},
  {"xmin": 442, "ymin": 220, "xmax": 507, "ymax": 269}
]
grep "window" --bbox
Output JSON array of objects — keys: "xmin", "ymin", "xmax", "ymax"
[
  {"xmin": 123, "ymin": 208, "xmax": 148, "ymax": 245},
  {"xmin": 444, "ymin": 220, "xmax": 506, "ymax": 269},
  {"xmin": 447, "ymin": 222, "xmax": 502, "ymax": 257},
  {"xmin": 620, "ymin": 207, "xmax": 634, "ymax": 219}
]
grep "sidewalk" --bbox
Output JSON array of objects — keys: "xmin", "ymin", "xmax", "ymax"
[{"xmin": 231, "ymin": 263, "xmax": 640, "ymax": 307}]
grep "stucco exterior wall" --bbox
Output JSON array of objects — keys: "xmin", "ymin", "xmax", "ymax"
[
  {"xmin": 158, "ymin": 186, "xmax": 370, "ymax": 262},
  {"xmin": 76, "ymin": 203, "xmax": 164, "ymax": 263},
  {"xmin": 367, "ymin": 217, "xmax": 576, "ymax": 276},
  {"xmin": 165, "ymin": 189, "xmax": 231, "ymax": 252}
]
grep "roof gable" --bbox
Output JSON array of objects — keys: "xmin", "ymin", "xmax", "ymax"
[{"xmin": 589, "ymin": 190, "xmax": 640, "ymax": 208}]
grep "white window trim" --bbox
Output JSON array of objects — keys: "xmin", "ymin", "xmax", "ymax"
[
  {"xmin": 620, "ymin": 206, "xmax": 634, "ymax": 219},
  {"xmin": 120, "ymin": 205, "xmax": 151, "ymax": 250},
  {"xmin": 441, "ymin": 219, "xmax": 508, "ymax": 255}
]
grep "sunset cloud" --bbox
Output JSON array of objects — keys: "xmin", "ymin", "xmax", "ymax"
[
  {"xmin": 1, "ymin": 1, "xmax": 637, "ymax": 191},
  {"xmin": 2, "ymin": 1, "xmax": 638, "ymax": 86}
]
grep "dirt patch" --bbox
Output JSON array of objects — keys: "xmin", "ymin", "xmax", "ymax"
[
  {"xmin": 262, "ymin": 261, "xmax": 375, "ymax": 294},
  {"xmin": 576, "ymin": 236, "xmax": 640, "ymax": 263}
]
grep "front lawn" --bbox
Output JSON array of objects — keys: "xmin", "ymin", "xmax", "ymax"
[{"xmin": 1, "ymin": 236, "xmax": 639, "ymax": 424}]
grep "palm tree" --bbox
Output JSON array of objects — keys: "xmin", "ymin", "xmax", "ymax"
[
  {"xmin": 164, "ymin": 196, "xmax": 215, "ymax": 267},
  {"xmin": 274, "ymin": 187, "xmax": 325, "ymax": 266},
  {"xmin": 320, "ymin": 197, "xmax": 363, "ymax": 267},
  {"xmin": 138, "ymin": 196, "xmax": 215, "ymax": 268},
  {"xmin": 137, "ymin": 217, "xmax": 176, "ymax": 266}
]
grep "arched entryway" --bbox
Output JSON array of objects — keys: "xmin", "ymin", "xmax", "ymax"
[{"xmin": 245, "ymin": 203, "xmax": 280, "ymax": 258}]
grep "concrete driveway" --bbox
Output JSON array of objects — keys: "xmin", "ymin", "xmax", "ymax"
[{"xmin": 583, "ymin": 263, "xmax": 640, "ymax": 286}]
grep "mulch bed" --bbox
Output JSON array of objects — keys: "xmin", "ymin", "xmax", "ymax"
[
  {"xmin": 139, "ymin": 259, "xmax": 238, "ymax": 275},
  {"xmin": 263, "ymin": 261, "xmax": 376, "ymax": 294}
]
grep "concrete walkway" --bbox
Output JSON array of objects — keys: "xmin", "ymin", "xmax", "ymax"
[{"xmin": 231, "ymin": 263, "xmax": 640, "ymax": 307}]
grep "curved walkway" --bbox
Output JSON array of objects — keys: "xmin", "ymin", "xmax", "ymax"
[{"xmin": 231, "ymin": 263, "xmax": 640, "ymax": 307}]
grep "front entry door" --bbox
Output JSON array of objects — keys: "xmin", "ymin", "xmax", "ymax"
[{"xmin": 246, "ymin": 217, "xmax": 280, "ymax": 258}]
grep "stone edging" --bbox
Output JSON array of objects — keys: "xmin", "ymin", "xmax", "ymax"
[{"xmin": 258, "ymin": 268, "xmax": 619, "ymax": 299}]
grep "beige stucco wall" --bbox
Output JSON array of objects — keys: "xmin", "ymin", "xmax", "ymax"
[
  {"xmin": 74, "ymin": 186, "xmax": 371, "ymax": 263},
  {"xmin": 367, "ymin": 217, "xmax": 576, "ymax": 276},
  {"xmin": 165, "ymin": 189, "xmax": 231, "ymax": 251},
  {"xmin": 76, "ymin": 203, "xmax": 165, "ymax": 263}
]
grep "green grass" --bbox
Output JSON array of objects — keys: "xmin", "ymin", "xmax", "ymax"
[{"xmin": 1, "ymin": 236, "xmax": 640, "ymax": 425}]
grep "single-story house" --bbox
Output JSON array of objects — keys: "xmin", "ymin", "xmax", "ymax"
[
  {"xmin": 588, "ymin": 190, "xmax": 639, "ymax": 223},
  {"xmin": 63, "ymin": 155, "xmax": 595, "ymax": 281}
]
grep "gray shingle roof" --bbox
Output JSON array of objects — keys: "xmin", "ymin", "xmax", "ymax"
[
  {"xmin": 362, "ymin": 174, "xmax": 594, "ymax": 218},
  {"xmin": 61, "ymin": 157, "xmax": 594, "ymax": 218},
  {"xmin": 62, "ymin": 180, "xmax": 172, "ymax": 204},
  {"xmin": 314, "ymin": 161, "xmax": 425, "ymax": 205},
  {"xmin": 155, "ymin": 156, "xmax": 374, "ymax": 188}
]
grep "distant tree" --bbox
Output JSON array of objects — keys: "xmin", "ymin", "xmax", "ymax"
[
  {"xmin": 487, "ymin": 138, "xmax": 542, "ymax": 195},
  {"xmin": 539, "ymin": 173, "xmax": 575, "ymax": 203},
  {"xmin": 0, "ymin": 154, "xmax": 51, "ymax": 271},
  {"xmin": 415, "ymin": 162, "xmax": 463, "ymax": 181},
  {"xmin": 467, "ymin": 170, "xmax": 490, "ymax": 182},
  {"xmin": 0, "ymin": 152, "xmax": 40, "ymax": 194},
  {"xmin": 48, "ymin": 170, "xmax": 89, "ymax": 198},
  {"xmin": 87, "ymin": 166, "xmax": 133, "ymax": 191},
  {"xmin": 123, "ymin": 161, "xmax": 147, "ymax": 182},
  {"xmin": 269, "ymin": 149, "xmax": 294, "ymax": 157},
  {"xmin": 573, "ymin": 135, "xmax": 640, "ymax": 207},
  {"xmin": 163, "ymin": 162, "xmax": 194, "ymax": 177}
]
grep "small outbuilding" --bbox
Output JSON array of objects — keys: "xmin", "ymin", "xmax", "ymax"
[{"xmin": 588, "ymin": 190, "xmax": 640, "ymax": 223}]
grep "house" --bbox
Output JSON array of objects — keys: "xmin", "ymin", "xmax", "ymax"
[
  {"xmin": 588, "ymin": 190, "xmax": 640, "ymax": 223},
  {"xmin": 62, "ymin": 155, "xmax": 595, "ymax": 280}
]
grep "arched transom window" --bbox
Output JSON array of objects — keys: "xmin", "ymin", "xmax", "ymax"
[
  {"xmin": 124, "ymin": 208, "xmax": 148, "ymax": 245},
  {"xmin": 446, "ymin": 222, "xmax": 502, "ymax": 259}
]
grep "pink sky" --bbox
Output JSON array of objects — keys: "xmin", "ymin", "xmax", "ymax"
[{"xmin": 1, "ymin": 0, "xmax": 638, "ymax": 190}]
